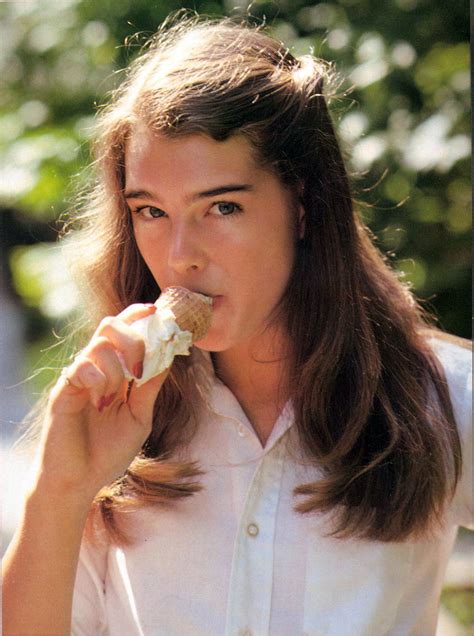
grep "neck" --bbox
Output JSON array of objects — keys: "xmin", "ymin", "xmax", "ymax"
[{"xmin": 212, "ymin": 327, "xmax": 292, "ymax": 446}]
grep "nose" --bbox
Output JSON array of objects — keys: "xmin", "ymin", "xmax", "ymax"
[{"xmin": 167, "ymin": 220, "xmax": 208, "ymax": 274}]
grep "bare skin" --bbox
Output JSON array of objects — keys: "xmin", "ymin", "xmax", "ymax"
[
  {"xmin": 211, "ymin": 335, "xmax": 292, "ymax": 446},
  {"xmin": 3, "ymin": 303, "xmax": 168, "ymax": 635}
]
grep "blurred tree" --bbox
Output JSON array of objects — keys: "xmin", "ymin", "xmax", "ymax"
[{"xmin": 0, "ymin": 0, "xmax": 470, "ymax": 371}]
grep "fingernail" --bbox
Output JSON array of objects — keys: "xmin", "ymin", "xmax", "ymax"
[
  {"xmin": 134, "ymin": 361, "xmax": 143, "ymax": 379},
  {"xmin": 104, "ymin": 392, "xmax": 117, "ymax": 407},
  {"xmin": 97, "ymin": 396, "xmax": 106, "ymax": 412}
]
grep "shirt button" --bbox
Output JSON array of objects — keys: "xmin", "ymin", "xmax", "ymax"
[
  {"xmin": 237, "ymin": 423, "xmax": 246, "ymax": 437},
  {"xmin": 246, "ymin": 522, "xmax": 259, "ymax": 537}
]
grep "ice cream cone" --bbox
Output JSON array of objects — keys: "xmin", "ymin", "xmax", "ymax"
[{"xmin": 155, "ymin": 287, "xmax": 213, "ymax": 342}]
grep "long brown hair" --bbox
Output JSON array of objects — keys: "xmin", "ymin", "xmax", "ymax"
[{"xmin": 64, "ymin": 14, "xmax": 462, "ymax": 544}]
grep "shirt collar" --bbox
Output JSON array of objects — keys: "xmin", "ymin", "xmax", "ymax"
[{"xmin": 196, "ymin": 350, "xmax": 295, "ymax": 453}]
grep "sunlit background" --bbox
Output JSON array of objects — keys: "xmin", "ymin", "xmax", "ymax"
[{"xmin": 0, "ymin": 1, "xmax": 471, "ymax": 632}]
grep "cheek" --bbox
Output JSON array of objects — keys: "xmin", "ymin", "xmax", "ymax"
[
  {"xmin": 134, "ymin": 232, "xmax": 151, "ymax": 267},
  {"xmin": 259, "ymin": 218, "xmax": 296, "ymax": 273},
  {"xmin": 227, "ymin": 230, "xmax": 295, "ymax": 297},
  {"xmin": 132, "ymin": 221, "xmax": 145, "ymax": 252},
  {"xmin": 133, "ymin": 226, "xmax": 164, "ymax": 269}
]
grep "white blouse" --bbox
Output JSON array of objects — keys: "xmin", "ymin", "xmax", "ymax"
[{"xmin": 72, "ymin": 335, "xmax": 472, "ymax": 636}]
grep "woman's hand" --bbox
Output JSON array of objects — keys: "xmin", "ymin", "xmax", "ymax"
[{"xmin": 35, "ymin": 302, "xmax": 166, "ymax": 501}]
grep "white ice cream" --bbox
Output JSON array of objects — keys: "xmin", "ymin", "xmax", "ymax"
[{"xmin": 123, "ymin": 306, "xmax": 193, "ymax": 386}]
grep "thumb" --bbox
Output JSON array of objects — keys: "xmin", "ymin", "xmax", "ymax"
[{"xmin": 127, "ymin": 369, "xmax": 170, "ymax": 423}]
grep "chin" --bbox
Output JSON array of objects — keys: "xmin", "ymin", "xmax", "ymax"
[
  {"xmin": 194, "ymin": 338, "xmax": 230, "ymax": 353},
  {"xmin": 193, "ymin": 327, "xmax": 236, "ymax": 353}
]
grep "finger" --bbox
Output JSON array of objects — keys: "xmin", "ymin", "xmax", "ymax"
[
  {"xmin": 83, "ymin": 337, "xmax": 128, "ymax": 403},
  {"xmin": 116, "ymin": 303, "xmax": 157, "ymax": 325},
  {"xmin": 58, "ymin": 357, "xmax": 107, "ymax": 410},
  {"xmin": 94, "ymin": 317, "xmax": 146, "ymax": 379},
  {"xmin": 127, "ymin": 368, "xmax": 170, "ymax": 423}
]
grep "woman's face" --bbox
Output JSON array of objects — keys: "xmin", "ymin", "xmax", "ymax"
[{"xmin": 125, "ymin": 128, "xmax": 302, "ymax": 352}]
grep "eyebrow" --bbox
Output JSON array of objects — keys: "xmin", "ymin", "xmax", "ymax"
[{"xmin": 124, "ymin": 184, "xmax": 254, "ymax": 203}]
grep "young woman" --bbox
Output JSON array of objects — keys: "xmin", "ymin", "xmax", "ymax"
[{"xmin": 3, "ymin": 15, "xmax": 472, "ymax": 636}]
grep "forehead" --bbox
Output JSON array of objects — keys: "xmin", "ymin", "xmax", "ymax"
[{"xmin": 125, "ymin": 127, "xmax": 263, "ymax": 192}]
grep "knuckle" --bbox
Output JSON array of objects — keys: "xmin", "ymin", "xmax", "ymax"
[
  {"xmin": 81, "ymin": 366, "xmax": 102, "ymax": 385},
  {"xmin": 83, "ymin": 336, "xmax": 114, "ymax": 360},
  {"xmin": 75, "ymin": 358, "xmax": 95, "ymax": 378},
  {"xmin": 74, "ymin": 355, "xmax": 92, "ymax": 372},
  {"xmin": 93, "ymin": 335, "xmax": 114, "ymax": 351},
  {"xmin": 98, "ymin": 315, "xmax": 116, "ymax": 332}
]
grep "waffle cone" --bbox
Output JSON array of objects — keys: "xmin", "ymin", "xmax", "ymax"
[{"xmin": 156, "ymin": 287, "xmax": 213, "ymax": 342}]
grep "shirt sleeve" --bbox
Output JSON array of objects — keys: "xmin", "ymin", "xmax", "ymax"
[
  {"xmin": 430, "ymin": 336, "xmax": 473, "ymax": 529},
  {"xmin": 71, "ymin": 535, "xmax": 109, "ymax": 636}
]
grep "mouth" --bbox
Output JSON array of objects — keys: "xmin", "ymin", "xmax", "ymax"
[
  {"xmin": 163, "ymin": 285, "xmax": 218, "ymax": 298},
  {"xmin": 210, "ymin": 295, "xmax": 223, "ymax": 309},
  {"xmin": 187, "ymin": 288, "xmax": 222, "ymax": 304},
  {"xmin": 179, "ymin": 287, "xmax": 223, "ymax": 310},
  {"xmin": 193, "ymin": 292, "xmax": 223, "ymax": 309},
  {"xmin": 193, "ymin": 291, "xmax": 221, "ymax": 304}
]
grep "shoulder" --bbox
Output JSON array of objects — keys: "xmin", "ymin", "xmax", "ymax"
[
  {"xmin": 421, "ymin": 326, "xmax": 472, "ymax": 355},
  {"xmin": 421, "ymin": 329, "xmax": 473, "ymax": 528},
  {"xmin": 421, "ymin": 328, "xmax": 471, "ymax": 429},
  {"xmin": 421, "ymin": 328, "xmax": 472, "ymax": 396}
]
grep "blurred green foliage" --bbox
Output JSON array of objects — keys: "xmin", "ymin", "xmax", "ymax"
[
  {"xmin": 441, "ymin": 587, "xmax": 474, "ymax": 628},
  {"xmin": 1, "ymin": 0, "xmax": 471, "ymax": 347}
]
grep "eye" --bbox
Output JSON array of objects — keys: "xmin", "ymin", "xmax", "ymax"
[
  {"xmin": 210, "ymin": 201, "xmax": 243, "ymax": 216},
  {"xmin": 135, "ymin": 206, "xmax": 166, "ymax": 219}
]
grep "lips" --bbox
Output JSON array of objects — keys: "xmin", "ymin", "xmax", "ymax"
[
  {"xmin": 210, "ymin": 295, "xmax": 223, "ymax": 309},
  {"xmin": 187, "ymin": 290, "xmax": 222, "ymax": 305},
  {"xmin": 195, "ymin": 292, "xmax": 223, "ymax": 309},
  {"xmin": 163, "ymin": 285, "xmax": 212, "ymax": 296}
]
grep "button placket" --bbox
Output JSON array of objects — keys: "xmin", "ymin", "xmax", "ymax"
[
  {"xmin": 237, "ymin": 423, "xmax": 246, "ymax": 437},
  {"xmin": 224, "ymin": 442, "xmax": 286, "ymax": 636},
  {"xmin": 246, "ymin": 523, "xmax": 259, "ymax": 537}
]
